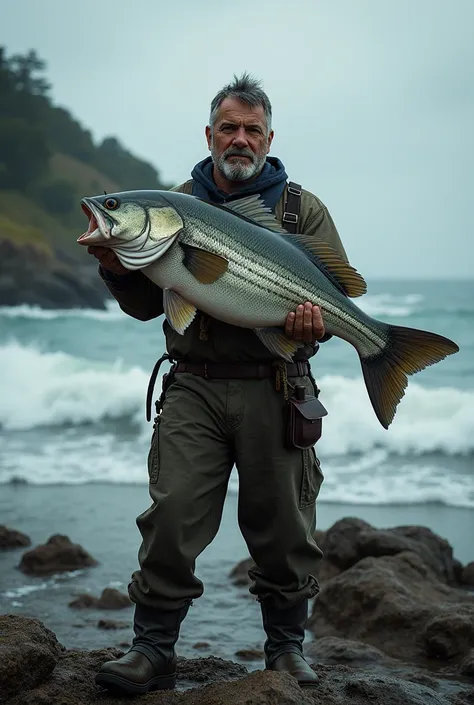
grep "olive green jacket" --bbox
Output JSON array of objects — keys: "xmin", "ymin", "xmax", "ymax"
[{"xmin": 100, "ymin": 181, "xmax": 349, "ymax": 363}]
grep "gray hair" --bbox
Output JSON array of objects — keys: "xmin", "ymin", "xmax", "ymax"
[{"xmin": 209, "ymin": 72, "xmax": 273, "ymax": 134}]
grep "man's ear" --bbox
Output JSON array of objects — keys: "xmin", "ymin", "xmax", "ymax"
[
  {"xmin": 205, "ymin": 125, "xmax": 212, "ymax": 151},
  {"xmin": 267, "ymin": 129, "xmax": 274, "ymax": 153}
]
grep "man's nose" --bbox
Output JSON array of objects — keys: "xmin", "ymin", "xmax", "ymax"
[{"xmin": 232, "ymin": 127, "xmax": 249, "ymax": 148}]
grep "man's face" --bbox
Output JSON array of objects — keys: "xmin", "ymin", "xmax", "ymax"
[{"xmin": 206, "ymin": 97, "xmax": 274, "ymax": 182}]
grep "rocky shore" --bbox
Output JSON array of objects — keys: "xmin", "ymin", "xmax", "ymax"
[
  {"xmin": 1, "ymin": 518, "xmax": 474, "ymax": 704},
  {"xmin": 0, "ymin": 239, "xmax": 108, "ymax": 309}
]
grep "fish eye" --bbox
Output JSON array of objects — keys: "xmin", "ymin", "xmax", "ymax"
[{"xmin": 104, "ymin": 197, "xmax": 119, "ymax": 210}]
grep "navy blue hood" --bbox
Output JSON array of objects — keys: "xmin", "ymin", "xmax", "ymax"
[{"xmin": 190, "ymin": 156, "xmax": 288, "ymax": 212}]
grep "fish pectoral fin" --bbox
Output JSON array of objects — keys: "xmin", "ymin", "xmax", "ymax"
[
  {"xmin": 180, "ymin": 244, "xmax": 229, "ymax": 284},
  {"xmin": 289, "ymin": 236, "xmax": 367, "ymax": 298},
  {"xmin": 163, "ymin": 289, "xmax": 197, "ymax": 334},
  {"xmin": 221, "ymin": 194, "xmax": 287, "ymax": 233},
  {"xmin": 254, "ymin": 328, "xmax": 304, "ymax": 361}
]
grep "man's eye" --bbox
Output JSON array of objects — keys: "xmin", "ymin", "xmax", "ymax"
[{"xmin": 221, "ymin": 125, "xmax": 234, "ymax": 133}]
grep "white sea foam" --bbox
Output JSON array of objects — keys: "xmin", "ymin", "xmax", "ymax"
[
  {"xmin": 1, "ymin": 341, "xmax": 473, "ymax": 506},
  {"xmin": 358, "ymin": 293, "xmax": 424, "ymax": 317},
  {"xmin": 0, "ymin": 293, "xmax": 426, "ymax": 321},
  {"xmin": 0, "ymin": 299, "xmax": 124, "ymax": 321},
  {"xmin": 1, "ymin": 342, "xmax": 473, "ymax": 456},
  {"xmin": 0, "ymin": 340, "xmax": 147, "ymax": 430}
]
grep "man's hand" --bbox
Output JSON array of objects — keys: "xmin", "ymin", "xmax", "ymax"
[
  {"xmin": 87, "ymin": 246, "xmax": 129, "ymax": 276},
  {"xmin": 285, "ymin": 302, "xmax": 325, "ymax": 343}
]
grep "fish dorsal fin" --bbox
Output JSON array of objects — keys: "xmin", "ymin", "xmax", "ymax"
[
  {"xmin": 222, "ymin": 195, "xmax": 287, "ymax": 233},
  {"xmin": 289, "ymin": 234, "xmax": 367, "ymax": 298}
]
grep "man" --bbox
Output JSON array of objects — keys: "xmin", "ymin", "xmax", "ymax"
[{"xmin": 92, "ymin": 74, "xmax": 349, "ymax": 695}]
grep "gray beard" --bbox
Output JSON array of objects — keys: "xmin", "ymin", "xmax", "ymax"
[{"xmin": 211, "ymin": 145, "xmax": 267, "ymax": 182}]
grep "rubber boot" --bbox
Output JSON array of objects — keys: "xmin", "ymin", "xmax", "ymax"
[
  {"xmin": 95, "ymin": 602, "xmax": 190, "ymax": 695},
  {"xmin": 260, "ymin": 598, "xmax": 319, "ymax": 687}
]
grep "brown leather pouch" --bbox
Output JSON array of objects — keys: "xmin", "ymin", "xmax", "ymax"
[{"xmin": 286, "ymin": 386, "xmax": 328, "ymax": 449}]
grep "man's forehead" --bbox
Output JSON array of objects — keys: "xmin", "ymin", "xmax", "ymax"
[{"xmin": 215, "ymin": 97, "xmax": 266, "ymax": 125}]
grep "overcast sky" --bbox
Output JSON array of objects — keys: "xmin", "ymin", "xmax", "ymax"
[{"xmin": 1, "ymin": 0, "xmax": 473, "ymax": 278}]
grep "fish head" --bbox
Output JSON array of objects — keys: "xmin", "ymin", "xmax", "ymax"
[{"xmin": 78, "ymin": 191, "xmax": 184, "ymax": 270}]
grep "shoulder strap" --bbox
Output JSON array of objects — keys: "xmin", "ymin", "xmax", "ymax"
[{"xmin": 282, "ymin": 182, "xmax": 302, "ymax": 234}]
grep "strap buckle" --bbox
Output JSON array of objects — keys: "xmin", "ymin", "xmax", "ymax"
[
  {"xmin": 287, "ymin": 184, "xmax": 302, "ymax": 196},
  {"xmin": 283, "ymin": 212, "xmax": 298, "ymax": 224}
]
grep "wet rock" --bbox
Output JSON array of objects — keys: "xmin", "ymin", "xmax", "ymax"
[
  {"xmin": 462, "ymin": 562, "xmax": 474, "ymax": 588},
  {"xmin": 97, "ymin": 619, "xmax": 129, "ymax": 630},
  {"xmin": 69, "ymin": 587, "xmax": 131, "ymax": 609},
  {"xmin": 229, "ymin": 557, "xmax": 254, "ymax": 586},
  {"xmin": 3, "ymin": 617, "xmax": 474, "ymax": 705},
  {"xmin": 319, "ymin": 517, "xmax": 374, "ymax": 571},
  {"xmin": 177, "ymin": 670, "xmax": 316, "ymax": 704},
  {"xmin": 193, "ymin": 642, "xmax": 211, "ymax": 650},
  {"xmin": 176, "ymin": 655, "xmax": 248, "ymax": 685},
  {"xmin": 0, "ymin": 614, "xmax": 62, "ymax": 701},
  {"xmin": 0, "ymin": 525, "xmax": 31, "ymax": 550},
  {"xmin": 118, "ymin": 641, "xmax": 131, "ymax": 648},
  {"xmin": 235, "ymin": 648, "xmax": 265, "ymax": 661},
  {"xmin": 422, "ymin": 607, "xmax": 474, "ymax": 659},
  {"xmin": 308, "ymin": 551, "xmax": 474, "ymax": 668},
  {"xmin": 307, "ymin": 636, "xmax": 392, "ymax": 665},
  {"xmin": 458, "ymin": 648, "xmax": 474, "ymax": 677},
  {"xmin": 18, "ymin": 534, "xmax": 98, "ymax": 576},
  {"xmin": 317, "ymin": 518, "xmax": 464, "ymax": 586}
]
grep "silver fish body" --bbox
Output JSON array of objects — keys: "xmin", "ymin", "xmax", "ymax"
[{"xmin": 78, "ymin": 189, "xmax": 459, "ymax": 428}]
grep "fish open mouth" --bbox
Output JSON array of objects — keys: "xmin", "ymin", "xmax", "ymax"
[{"xmin": 77, "ymin": 200, "xmax": 110, "ymax": 245}]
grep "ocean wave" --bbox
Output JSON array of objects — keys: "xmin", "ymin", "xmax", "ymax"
[
  {"xmin": 1, "ymin": 292, "xmax": 472, "ymax": 323},
  {"xmin": 0, "ymin": 292, "xmax": 428, "ymax": 321},
  {"xmin": 1, "ymin": 342, "xmax": 473, "ymax": 455},
  {"xmin": 358, "ymin": 293, "xmax": 424, "ymax": 317},
  {"xmin": 0, "ymin": 300, "xmax": 124, "ymax": 321},
  {"xmin": 0, "ymin": 340, "xmax": 148, "ymax": 430}
]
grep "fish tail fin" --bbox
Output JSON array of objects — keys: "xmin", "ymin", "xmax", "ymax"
[{"xmin": 360, "ymin": 325, "xmax": 459, "ymax": 429}]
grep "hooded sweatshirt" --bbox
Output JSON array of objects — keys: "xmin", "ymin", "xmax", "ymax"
[{"xmin": 190, "ymin": 156, "xmax": 288, "ymax": 211}]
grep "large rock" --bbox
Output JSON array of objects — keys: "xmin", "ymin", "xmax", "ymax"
[
  {"xmin": 462, "ymin": 562, "xmax": 474, "ymax": 588},
  {"xmin": 317, "ymin": 518, "xmax": 464, "ymax": 585},
  {"xmin": 0, "ymin": 615, "xmax": 62, "ymax": 701},
  {"xmin": 307, "ymin": 636, "xmax": 392, "ymax": 666},
  {"xmin": 0, "ymin": 525, "xmax": 31, "ymax": 550},
  {"xmin": 229, "ymin": 557, "xmax": 255, "ymax": 586},
  {"xmin": 3, "ymin": 617, "xmax": 473, "ymax": 705},
  {"xmin": 18, "ymin": 534, "xmax": 98, "ymax": 575},
  {"xmin": 308, "ymin": 551, "xmax": 474, "ymax": 668},
  {"xmin": 0, "ymin": 239, "xmax": 107, "ymax": 309},
  {"xmin": 69, "ymin": 588, "xmax": 131, "ymax": 609}
]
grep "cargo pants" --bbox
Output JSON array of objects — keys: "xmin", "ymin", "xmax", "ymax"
[{"xmin": 128, "ymin": 370, "xmax": 324, "ymax": 610}]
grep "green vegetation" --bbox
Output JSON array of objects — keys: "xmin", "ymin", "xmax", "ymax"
[{"xmin": 0, "ymin": 47, "xmax": 171, "ymax": 258}]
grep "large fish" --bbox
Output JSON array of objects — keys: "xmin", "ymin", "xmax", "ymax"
[{"xmin": 78, "ymin": 190, "xmax": 458, "ymax": 429}]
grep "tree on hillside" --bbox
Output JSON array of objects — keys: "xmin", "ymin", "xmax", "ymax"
[
  {"xmin": 96, "ymin": 137, "xmax": 170, "ymax": 190},
  {"xmin": 8, "ymin": 50, "xmax": 50, "ymax": 95},
  {"xmin": 0, "ymin": 45, "xmax": 170, "ymax": 207}
]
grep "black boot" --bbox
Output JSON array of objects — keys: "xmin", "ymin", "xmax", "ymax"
[
  {"xmin": 95, "ymin": 602, "xmax": 190, "ymax": 695},
  {"xmin": 260, "ymin": 598, "xmax": 319, "ymax": 687}
]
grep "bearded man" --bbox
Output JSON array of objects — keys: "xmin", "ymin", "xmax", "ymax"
[{"xmin": 91, "ymin": 73, "xmax": 349, "ymax": 695}]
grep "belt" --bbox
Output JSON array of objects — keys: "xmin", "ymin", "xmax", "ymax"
[
  {"xmin": 145, "ymin": 354, "xmax": 310, "ymax": 421},
  {"xmin": 174, "ymin": 360, "xmax": 310, "ymax": 379}
]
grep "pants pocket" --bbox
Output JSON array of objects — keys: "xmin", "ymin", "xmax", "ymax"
[
  {"xmin": 299, "ymin": 448, "xmax": 324, "ymax": 508},
  {"xmin": 147, "ymin": 417, "xmax": 161, "ymax": 484}
]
